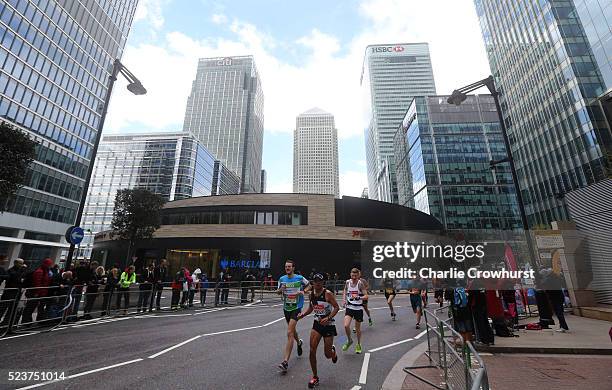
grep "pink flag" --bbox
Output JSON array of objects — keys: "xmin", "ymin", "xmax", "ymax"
[{"xmin": 504, "ymin": 243, "xmax": 518, "ymax": 272}]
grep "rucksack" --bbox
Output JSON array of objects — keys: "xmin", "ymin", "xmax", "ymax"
[{"xmin": 454, "ymin": 287, "xmax": 468, "ymax": 308}]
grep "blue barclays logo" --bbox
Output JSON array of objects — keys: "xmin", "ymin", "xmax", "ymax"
[{"xmin": 219, "ymin": 258, "xmax": 261, "ymax": 269}]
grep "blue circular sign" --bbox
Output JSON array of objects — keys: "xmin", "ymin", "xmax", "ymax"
[{"xmin": 66, "ymin": 226, "xmax": 85, "ymax": 245}]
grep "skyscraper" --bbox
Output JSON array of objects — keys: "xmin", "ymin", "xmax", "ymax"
[
  {"xmin": 362, "ymin": 43, "xmax": 436, "ymax": 202},
  {"xmin": 474, "ymin": 0, "xmax": 612, "ymax": 226},
  {"xmin": 81, "ymin": 132, "xmax": 239, "ymax": 260},
  {"xmin": 183, "ymin": 56, "xmax": 264, "ymax": 193},
  {"xmin": 395, "ymin": 95, "xmax": 521, "ymax": 230},
  {"xmin": 293, "ymin": 108, "xmax": 339, "ymax": 197},
  {"xmin": 0, "ymin": 0, "xmax": 139, "ymax": 264}
]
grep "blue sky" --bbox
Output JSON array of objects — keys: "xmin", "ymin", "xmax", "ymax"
[{"xmin": 105, "ymin": 0, "xmax": 491, "ymax": 195}]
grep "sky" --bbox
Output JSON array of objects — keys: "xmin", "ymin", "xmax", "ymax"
[{"xmin": 104, "ymin": 0, "xmax": 492, "ymax": 196}]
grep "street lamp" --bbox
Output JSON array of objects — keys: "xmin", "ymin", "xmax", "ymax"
[
  {"xmin": 449, "ymin": 76, "xmax": 554, "ymax": 325},
  {"xmin": 65, "ymin": 59, "xmax": 146, "ymax": 270}
]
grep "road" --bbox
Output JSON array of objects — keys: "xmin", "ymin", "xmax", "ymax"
[{"xmin": 0, "ymin": 295, "xmax": 428, "ymax": 390}]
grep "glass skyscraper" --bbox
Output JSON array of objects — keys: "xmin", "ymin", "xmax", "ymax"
[
  {"xmin": 0, "ymin": 0, "xmax": 138, "ymax": 264},
  {"xmin": 293, "ymin": 108, "xmax": 339, "ymax": 197},
  {"xmin": 183, "ymin": 56, "xmax": 264, "ymax": 194},
  {"xmin": 80, "ymin": 132, "xmax": 239, "ymax": 259},
  {"xmin": 362, "ymin": 43, "xmax": 436, "ymax": 203},
  {"xmin": 395, "ymin": 95, "xmax": 522, "ymax": 230},
  {"xmin": 474, "ymin": 0, "xmax": 612, "ymax": 227}
]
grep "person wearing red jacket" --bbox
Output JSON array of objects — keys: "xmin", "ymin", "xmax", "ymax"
[{"xmin": 21, "ymin": 258, "xmax": 54, "ymax": 325}]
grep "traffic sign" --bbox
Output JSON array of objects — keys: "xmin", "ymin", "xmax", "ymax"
[{"xmin": 65, "ymin": 226, "xmax": 85, "ymax": 245}]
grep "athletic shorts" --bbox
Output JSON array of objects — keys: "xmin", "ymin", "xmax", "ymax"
[
  {"xmin": 284, "ymin": 308, "xmax": 301, "ymax": 323},
  {"xmin": 313, "ymin": 321, "xmax": 337, "ymax": 337},
  {"xmin": 345, "ymin": 307, "xmax": 363, "ymax": 322},
  {"xmin": 410, "ymin": 294, "xmax": 422, "ymax": 312},
  {"xmin": 384, "ymin": 289, "xmax": 396, "ymax": 300}
]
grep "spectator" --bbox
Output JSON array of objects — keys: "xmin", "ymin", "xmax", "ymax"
[
  {"xmin": 189, "ymin": 268, "xmax": 200, "ymax": 308},
  {"xmin": 447, "ymin": 279, "xmax": 474, "ymax": 345},
  {"xmin": 116, "ymin": 265, "xmax": 136, "ymax": 315},
  {"xmin": 221, "ymin": 270, "xmax": 231, "ymax": 305},
  {"xmin": 0, "ymin": 255, "xmax": 7, "ymax": 286},
  {"xmin": 0, "ymin": 258, "xmax": 26, "ymax": 325},
  {"xmin": 154, "ymin": 259, "xmax": 168, "ymax": 311},
  {"xmin": 21, "ymin": 258, "xmax": 54, "ymax": 325},
  {"xmin": 171, "ymin": 267, "xmax": 185, "ymax": 311},
  {"xmin": 49, "ymin": 271, "xmax": 73, "ymax": 321},
  {"xmin": 181, "ymin": 268, "xmax": 192, "ymax": 308},
  {"xmin": 82, "ymin": 264, "xmax": 104, "ymax": 320},
  {"xmin": 101, "ymin": 267, "xmax": 119, "ymax": 316},
  {"xmin": 542, "ymin": 269, "xmax": 569, "ymax": 332},
  {"xmin": 71, "ymin": 260, "xmax": 94, "ymax": 321},
  {"xmin": 248, "ymin": 271, "xmax": 257, "ymax": 302},
  {"xmin": 214, "ymin": 273, "xmax": 223, "ymax": 306},
  {"xmin": 137, "ymin": 263, "xmax": 155, "ymax": 313},
  {"xmin": 200, "ymin": 273, "xmax": 209, "ymax": 307}
]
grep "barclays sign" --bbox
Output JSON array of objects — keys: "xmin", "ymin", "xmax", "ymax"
[{"xmin": 219, "ymin": 258, "xmax": 262, "ymax": 269}]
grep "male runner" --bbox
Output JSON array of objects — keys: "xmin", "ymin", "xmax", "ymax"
[
  {"xmin": 342, "ymin": 268, "xmax": 368, "ymax": 354},
  {"xmin": 409, "ymin": 276, "xmax": 425, "ymax": 329},
  {"xmin": 276, "ymin": 260, "xmax": 310, "ymax": 372},
  {"xmin": 353, "ymin": 276, "xmax": 373, "ymax": 332},
  {"xmin": 383, "ymin": 276, "xmax": 398, "ymax": 320},
  {"xmin": 297, "ymin": 273, "xmax": 339, "ymax": 388}
]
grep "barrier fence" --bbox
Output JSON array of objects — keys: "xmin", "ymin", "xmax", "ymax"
[{"xmin": 404, "ymin": 306, "xmax": 489, "ymax": 390}]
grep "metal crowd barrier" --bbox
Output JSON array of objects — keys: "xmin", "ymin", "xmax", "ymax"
[{"xmin": 404, "ymin": 305, "xmax": 490, "ymax": 390}]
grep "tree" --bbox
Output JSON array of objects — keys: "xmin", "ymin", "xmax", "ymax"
[
  {"xmin": 0, "ymin": 122, "xmax": 37, "ymax": 211},
  {"xmin": 111, "ymin": 188, "xmax": 166, "ymax": 265}
]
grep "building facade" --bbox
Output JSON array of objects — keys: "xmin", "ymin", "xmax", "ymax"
[
  {"xmin": 92, "ymin": 194, "xmax": 444, "ymax": 278},
  {"xmin": 362, "ymin": 43, "xmax": 436, "ymax": 203},
  {"xmin": 293, "ymin": 108, "xmax": 339, "ymax": 197},
  {"xmin": 260, "ymin": 169, "xmax": 266, "ymax": 193},
  {"xmin": 79, "ymin": 132, "xmax": 239, "ymax": 259},
  {"xmin": 182, "ymin": 56, "xmax": 264, "ymax": 193},
  {"xmin": 0, "ymin": 0, "xmax": 139, "ymax": 265},
  {"xmin": 474, "ymin": 0, "xmax": 612, "ymax": 227},
  {"xmin": 395, "ymin": 95, "xmax": 522, "ymax": 231}
]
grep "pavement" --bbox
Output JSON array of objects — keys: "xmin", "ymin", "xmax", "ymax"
[{"xmin": 0, "ymin": 294, "xmax": 428, "ymax": 390}]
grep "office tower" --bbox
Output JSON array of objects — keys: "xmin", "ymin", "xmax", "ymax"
[
  {"xmin": 0, "ymin": 0, "xmax": 139, "ymax": 264},
  {"xmin": 395, "ymin": 95, "xmax": 522, "ymax": 230},
  {"xmin": 293, "ymin": 108, "xmax": 339, "ymax": 197},
  {"xmin": 260, "ymin": 169, "xmax": 266, "ymax": 193},
  {"xmin": 183, "ymin": 56, "xmax": 264, "ymax": 193},
  {"xmin": 80, "ymin": 132, "xmax": 239, "ymax": 259},
  {"xmin": 474, "ymin": 0, "xmax": 612, "ymax": 226},
  {"xmin": 362, "ymin": 43, "xmax": 436, "ymax": 202}
]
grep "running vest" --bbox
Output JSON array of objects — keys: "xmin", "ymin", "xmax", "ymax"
[
  {"xmin": 345, "ymin": 279, "xmax": 363, "ymax": 310},
  {"xmin": 311, "ymin": 289, "xmax": 334, "ymax": 324},
  {"xmin": 384, "ymin": 279, "xmax": 395, "ymax": 294}
]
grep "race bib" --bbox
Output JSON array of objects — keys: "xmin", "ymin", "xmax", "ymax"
[{"xmin": 313, "ymin": 304, "xmax": 326, "ymax": 315}]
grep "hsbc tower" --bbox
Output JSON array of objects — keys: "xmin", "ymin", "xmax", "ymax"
[{"xmin": 361, "ymin": 43, "xmax": 436, "ymax": 203}]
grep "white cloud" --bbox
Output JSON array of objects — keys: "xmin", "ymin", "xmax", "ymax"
[
  {"xmin": 107, "ymin": 0, "xmax": 490, "ymax": 142},
  {"xmin": 340, "ymin": 170, "xmax": 368, "ymax": 197},
  {"xmin": 133, "ymin": 0, "xmax": 168, "ymax": 30}
]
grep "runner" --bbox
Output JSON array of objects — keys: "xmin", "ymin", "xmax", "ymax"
[
  {"xmin": 383, "ymin": 276, "xmax": 398, "ymax": 321},
  {"xmin": 276, "ymin": 260, "xmax": 310, "ymax": 373},
  {"xmin": 353, "ymin": 276, "xmax": 373, "ymax": 332},
  {"xmin": 408, "ymin": 276, "xmax": 425, "ymax": 329},
  {"xmin": 342, "ymin": 268, "xmax": 368, "ymax": 354},
  {"xmin": 297, "ymin": 273, "xmax": 340, "ymax": 388}
]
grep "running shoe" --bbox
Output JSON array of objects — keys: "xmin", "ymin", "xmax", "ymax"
[
  {"xmin": 297, "ymin": 339, "xmax": 303, "ymax": 356},
  {"xmin": 342, "ymin": 340, "xmax": 353, "ymax": 351},
  {"xmin": 352, "ymin": 328, "xmax": 356, "ymax": 333},
  {"xmin": 391, "ymin": 312, "xmax": 396, "ymax": 321},
  {"xmin": 416, "ymin": 323, "xmax": 420, "ymax": 329},
  {"xmin": 368, "ymin": 318, "xmax": 373, "ymax": 326},
  {"xmin": 308, "ymin": 376, "xmax": 320, "ymax": 388},
  {"xmin": 331, "ymin": 345, "xmax": 338, "ymax": 363},
  {"xmin": 355, "ymin": 343, "xmax": 362, "ymax": 354},
  {"xmin": 278, "ymin": 360, "xmax": 288, "ymax": 373}
]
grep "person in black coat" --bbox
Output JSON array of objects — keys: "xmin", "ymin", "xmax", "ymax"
[
  {"xmin": 153, "ymin": 259, "xmax": 168, "ymax": 310},
  {"xmin": 101, "ymin": 268, "xmax": 120, "ymax": 316},
  {"xmin": 137, "ymin": 264, "xmax": 156, "ymax": 312},
  {"xmin": 0, "ymin": 259, "xmax": 26, "ymax": 325},
  {"xmin": 83, "ymin": 265, "xmax": 104, "ymax": 319}
]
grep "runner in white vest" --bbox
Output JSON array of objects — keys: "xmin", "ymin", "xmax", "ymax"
[{"xmin": 341, "ymin": 268, "xmax": 368, "ymax": 354}]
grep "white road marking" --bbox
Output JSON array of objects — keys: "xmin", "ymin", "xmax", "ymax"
[
  {"xmin": 369, "ymin": 338, "xmax": 414, "ymax": 352},
  {"xmin": 148, "ymin": 335, "xmax": 201, "ymax": 358},
  {"xmin": 0, "ymin": 331, "xmax": 40, "ymax": 340},
  {"xmin": 15, "ymin": 358, "xmax": 144, "ymax": 389},
  {"xmin": 201, "ymin": 325, "xmax": 262, "ymax": 337},
  {"xmin": 350, "ymin": 386, "xmax": 361, "ymax": 390},
  {"xmin": 414, "ymin": 330, "xmax": 427, "ymax": 339},
  {"xmin": 359, "ymin": 352, "xmax": 371, "ymax": 384},
  {"xmin": 263, "ymin": 317, "xmax": 285, "ymax": 327}
]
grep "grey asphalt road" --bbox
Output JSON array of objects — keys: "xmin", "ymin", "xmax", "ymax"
[{"xmin": 0, "ymin": 295, "xmax": 430, "ymax": 390}]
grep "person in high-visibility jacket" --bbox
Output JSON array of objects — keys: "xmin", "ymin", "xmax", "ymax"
[{"xmin": 116, "ymin": 265, "xmax": 136, "ymax": 315}]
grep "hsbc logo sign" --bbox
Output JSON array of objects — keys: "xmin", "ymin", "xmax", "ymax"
[{"xmin": 372, "ymin": 46, "xmax": 404, "ymax": 53}]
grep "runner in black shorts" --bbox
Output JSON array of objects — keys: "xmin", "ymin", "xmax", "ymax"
[
  {"xmin": 353, "ymin": 277, "xmax": 373, "ymax": 332},
  {"xmin": 297, "ymin": 274, "xmax": 339, "ymax": 388},
  {"xmin": 383, "ymin": 277, "xmax": 398, "ymax": 320},
  {"xmin": 408, "ymin": 276, "xmax": 425, "ymax": 329},
  {"xmin": 342, "ymin": 268, "xmax": 368, "ymax": 354}
]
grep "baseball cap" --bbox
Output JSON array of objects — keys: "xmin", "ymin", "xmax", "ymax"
[{"xmin": 313, "ymin": 273, "xmax": 325, "ymax": 281}]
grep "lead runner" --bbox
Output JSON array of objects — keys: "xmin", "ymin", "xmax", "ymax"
[
  {"xmin": 276, "ymin": 259, "xmax": 310, "ymax": 373},
  {"xmin": 297, "ymin": 273, "xmax": 340, "ymax": 388}
]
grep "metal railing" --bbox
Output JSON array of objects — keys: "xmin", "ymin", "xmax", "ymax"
[{"xmin": 404, "ymin": 305, "xmax": 489, "ymax": 390}]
